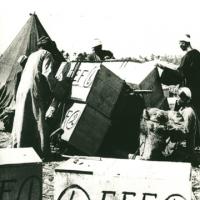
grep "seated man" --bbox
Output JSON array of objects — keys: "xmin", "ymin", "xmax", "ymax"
[{"xmin": 164, "ymin": 87, "xmax": 198, "ymax": 164}]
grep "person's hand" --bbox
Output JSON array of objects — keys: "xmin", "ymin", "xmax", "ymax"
[
  {"xmin": 169, "ymin": 85, "xmax": 179, "ymax": 96},
  {"xmin": 104, "ymin": 56, "xmax": 110, "ymax": 60},
  {"xmin": 45, "ymin": 106, "xmax": 56, "ymax": 119}
]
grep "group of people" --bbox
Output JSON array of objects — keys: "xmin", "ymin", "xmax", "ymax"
[
  {"xmin": 9, "ymin": 33, "xmax": 200, "ymax": 163},
  {"xmin": 10, "ymin": 36, "xmax": 115, "ymax": 160},
  {"xmin": 152, "ymin": 34, "xmax": 200, "ymax": 164}
]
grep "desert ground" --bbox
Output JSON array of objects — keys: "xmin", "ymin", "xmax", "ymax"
[{"xmin": 1, "ymin": 128, "xmax": 200, "ymax": 200}]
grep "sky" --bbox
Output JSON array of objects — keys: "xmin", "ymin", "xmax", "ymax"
[{"xmin": 1, "ymin": 0, "xmax": 200, "ymax": 58}]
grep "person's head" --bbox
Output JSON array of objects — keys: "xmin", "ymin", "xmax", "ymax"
[
  {"xmin": 92, "ymin": 38, "xmax": 102, "ymax": 52},
  {"xmin": 17, "ymin": 55, "xmax": 28, "ymax": 69},
  {"xmin": 37, "ymin": 36, "xmax": 53, "ymax": 51},
  {"xmin": 177, "ymin": 87, "xmax": 192, "ymax": 106},
  {"xmin": 179, "ymin": 34, "xmax": 191, "ymax": 51}
]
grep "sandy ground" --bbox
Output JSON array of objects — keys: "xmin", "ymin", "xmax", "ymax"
[{"xmin": 1, "ymin": 131, "xmax": 200, "ymax": 200}]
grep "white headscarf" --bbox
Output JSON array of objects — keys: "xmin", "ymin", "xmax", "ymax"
[
  {"xmin": 178, "ymin": 87, "xmax": 192, "ymax": 99},
  {"xmin": 179, "ymin": 34, "xmax": 191, "ymax": 43}
]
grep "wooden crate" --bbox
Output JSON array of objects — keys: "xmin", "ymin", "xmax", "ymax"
[
  {"xmin": 61, "ymin": 102, "xmax": 111, "ymax": 155},
  {"xmin": 66, "ymin": 62, "xmax": 125, "ymax": 118},
  {"xmin": 54, "ymin": 157, "xmax": 191, "ymax": 200},
  {"xmin": 0, "ymin": 148, "xmax": 42, "ymax": 200},
  {"xmin": 139, "ymin": 67, "xmax": 165, "ymax": 108},
  {"xmin": 103, "ymin": 61, "xmax": 168, "ymax": 109}
]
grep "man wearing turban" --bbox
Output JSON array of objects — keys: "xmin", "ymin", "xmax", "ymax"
[
  {"xmin": 12, "ymin": 36, "xmax": 63, "ymax": 159},
  {"xmin": 156, "ymin": 34, "xmax": 200, "ymax": 147},
  {"xmin": 87, "ymin": 38, "xmax": 115, "ymax": 61}
]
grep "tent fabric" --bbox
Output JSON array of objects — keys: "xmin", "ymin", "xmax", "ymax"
[{"xmin": 0, "ymin": 14, "xmax": 64, "ymax": 120}]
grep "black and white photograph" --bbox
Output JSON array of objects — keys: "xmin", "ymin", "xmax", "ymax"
[{"xmin": 0, "ymin": 0, "xmax": 200, "ymax": 199}]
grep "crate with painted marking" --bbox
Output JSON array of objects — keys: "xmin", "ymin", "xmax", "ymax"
[
  {"xmin": 54, "ymin": 157, "xmax": 191, "ymax": 200},
  {"xmin": 61, "ymin": 102, "xmax": 111, "ymax": 155},
  {"xmin": 65, "ymin": 62, "xmax": 125, "ymax": 118},
  {"xmin": 0, "ymin": 147, "xmax": 42, "ymax": 200}
]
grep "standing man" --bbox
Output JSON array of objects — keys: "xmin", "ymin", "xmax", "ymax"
[
  {"xmin": 87, "ymin": 38, "xmax": 115, "ymax": 61},
  {"xmin": 156, "ymin": 34, "xmax": 200, "ymax": 146},
  {"xmin": 12, "ymin": 36, "xmax": 60, "ymax": 159}
]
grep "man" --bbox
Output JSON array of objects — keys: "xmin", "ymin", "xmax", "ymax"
[
  {"xmin": 156, "ymin": 34, "xmax": 200, "ymax": 146},
  {"xmin": 164, "ymin": 87, "xmax": 198, "ymax": 164},
  {"xmin": 12, "ymin": 36, "xmax": 62, "ymax": 159},
  {"xmin": 139, "ymin": 88, "xmax": 197, "ymax": 164},
  {"xmin": 87, "ymin": 38, "xmax": 115, "ymax": 61},
  {"xmin": 176, "ymin": 87, "xmax": 197, "ymax": 151}
]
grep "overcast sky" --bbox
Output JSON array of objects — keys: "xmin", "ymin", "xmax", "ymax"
[{"xmin": 1, "ymin": 0, "xmax": 200, "ymax": 58}]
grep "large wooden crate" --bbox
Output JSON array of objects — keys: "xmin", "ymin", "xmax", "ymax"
[
  {"xmin": 103, "ymin": 61, "xmax": 168, "ymax": 109},
  {"xmin": 54, "ymin": 157, "xmax": 191, "ymax": 200},
  {"xmin": 61, "ymin": 102, "xmax": 111, "ymax": 155},
  {"xmin": 65, "ymin": 62, "xmax": 125, "ymax": 118},
  {"xmin": 0, "ymin": 148, "xmax": 42, "ymax": 200}
]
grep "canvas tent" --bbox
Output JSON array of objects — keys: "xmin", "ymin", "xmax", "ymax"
[{"xmin": 0, "ymin": 13, "xmax": 64, "ymax": 127}]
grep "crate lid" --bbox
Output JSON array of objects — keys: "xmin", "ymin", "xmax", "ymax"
[
  {"xmin": 103, "ymin": 61, "xmax": 155, "ymax": 84},
  {"xmin": 55, "ymin": 157, "xmax": 191, "ymax": 181},
  {"xmin": 0, "ymin": 148, "xmax": 42, "ymax": 166}
]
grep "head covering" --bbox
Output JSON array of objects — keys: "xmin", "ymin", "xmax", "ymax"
[
  {"xmin": 179, "ymin": 34, "xmax": 191, "ymax": 43},
  {"xmin": 178, "ymin": 87, "xmax": 192, "ymax": 99},
  {"xmin": 37, "ymin": 36, "xmax": 52, "ymax": 47},
  {"xmin": 92, "ymin": 38, "xmax": 102, "ymax": 48},
  {"xmin": 17, "ymin": 55, "xmax": 28, "ymax": 65}
]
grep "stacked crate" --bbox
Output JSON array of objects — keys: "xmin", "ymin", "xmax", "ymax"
[
  {"xmin": 99, "ymin": 61, "xmax": 169, "ymax": 156},
  {"xmin": 60, "ymin": 62, "xmax": 125, "ymax": 155},
  {"xmin": 58, "ymin": 61, "xmax": 168, "ymax": 157}
]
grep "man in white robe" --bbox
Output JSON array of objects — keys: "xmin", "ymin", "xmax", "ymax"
[{"xmin": 12, "ymin": 36, "xmax": 58, "ymax": 159}]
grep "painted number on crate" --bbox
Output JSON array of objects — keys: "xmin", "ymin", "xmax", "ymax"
[
  {"xmin": 64, "ymin": 110, "xmax": 81, "ymax": 130},
  {"xmin": 0, "ymin": 176, "xmax": 41, "ymax": 200},
  {"xmin": 57, "ymin": 184, "xmax": 187, "ymax": 200},
  {"xmin": 73, "ymin": 66, "xmax": 99, "ymax": 88}
]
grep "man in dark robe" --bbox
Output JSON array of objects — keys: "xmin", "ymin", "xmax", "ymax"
[{"xmin": 156, "ymin": 34, "xmax": 200, "ymax": 146}]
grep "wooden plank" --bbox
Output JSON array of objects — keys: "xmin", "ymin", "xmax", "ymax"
[
  {"xmin": 0, "ymin": 148, "xmax": 42, "ymax": 200},
  {"xmin": 61, "ymin": 103, "xmax": 111, "ymax": 155},
  {"xmin": 0, "ymin": 147, "xmax": 41, "ymax": 166},
  {"xmin": 55, "ymin": 158, "xmax": 191, "ymax": 200},
  {"xmin": 55, "ymin": 158, "xmax": 191, "ymax": 179}
]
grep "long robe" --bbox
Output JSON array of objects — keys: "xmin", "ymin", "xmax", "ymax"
[
  {"xmin": 12, "ymin": 49, "xmax": 57, "ymax": 158},
  {"xmin": 179, "ymin": 106, "xmax": 197, "ymax": 150},
  {"xmin": 160, "ymin": 49, "xmax": 200, "ymax": 146}
]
